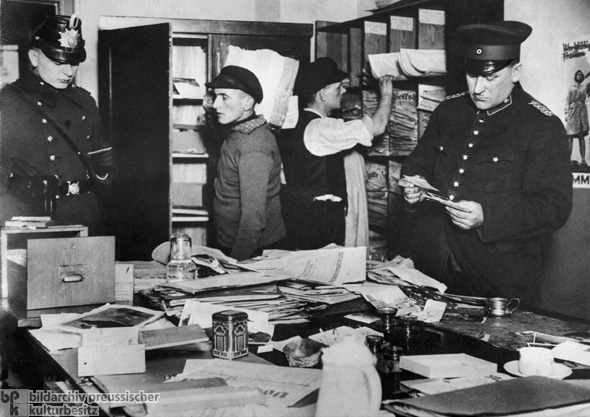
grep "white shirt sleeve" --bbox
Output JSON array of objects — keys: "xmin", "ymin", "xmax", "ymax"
[{"xmin": 303, "ymin": 115, "xmax": 375, "ymax": 156}]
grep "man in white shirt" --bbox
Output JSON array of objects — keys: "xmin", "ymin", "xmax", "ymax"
[{"xmin": 279, "ymin": 57, "xmax": 393, "ymax": 252}]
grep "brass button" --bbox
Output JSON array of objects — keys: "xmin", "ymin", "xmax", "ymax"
[
  {"xmin": 49, "ymin": 154, "xmax": 56, "ymax": 161},
  {"xmin": 47, "ymin": 136, "xmax": 53, "ymax": 142},
  {"xmin": 463, "ymin": 155, "xmax": 468, "ymax": 160},
  {"xmin": 493, "ymin": 157, "xmax": 499, "ymax": 162},
  {"xmin": 459, "ymin": 168, "xmax": 465, "ymax": 174},
  {"xmin": 453, "ymin": 181, "xmax": 459, "ymax": 187}
]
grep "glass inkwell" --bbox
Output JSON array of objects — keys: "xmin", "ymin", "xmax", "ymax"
[{"xmin": 166, "ymin": 232, "xmax": 195, "ymax": 282}]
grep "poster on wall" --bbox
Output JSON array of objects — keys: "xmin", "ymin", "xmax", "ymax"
[{"xmin": 561, "ymin": 35, "xmax": 590, "ymax": 182}]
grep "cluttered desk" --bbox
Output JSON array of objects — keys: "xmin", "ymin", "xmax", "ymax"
[{"xmin": 3, "ymin": 234, "xmax": 590, "ymax": 416}]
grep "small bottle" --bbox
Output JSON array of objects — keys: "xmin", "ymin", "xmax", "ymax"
[
  {"xmin": 166, "ymin": 232, "xmax": 194, "ymax": 282},
  {"xmin": 376, "ymin": 343, "xmax": 403, "ymax": 400}
]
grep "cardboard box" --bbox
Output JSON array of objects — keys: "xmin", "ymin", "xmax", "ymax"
[
  {"xmin": 400, "ymin": 353, "xmax": 497, "ymax": 379},
  {"xmin": 7, "ymin": 236, "xmax": 115, "ymax": 310}
]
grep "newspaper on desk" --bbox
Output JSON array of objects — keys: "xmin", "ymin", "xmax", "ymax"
[
  {"xmin": 176, "ymin": 359, "xmax": 322, "ymax": 408},
  {"xmin": 164, "ymin": 245, "xmax": 366, "ymax": 294}
]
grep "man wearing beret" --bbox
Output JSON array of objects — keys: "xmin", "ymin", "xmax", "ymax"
[
  {"xmin": 279, "ymin": 57, "xmax": 394, "ymax": 251},
  {"xmin": 400, "ymin": 21, "xmax": 572, "ymax": 307},
  {"xmin": 0, "ymin": 15, "xmax": 113, "ymax": 235},
  {"xmin": 206, "ymin": 65, "xmax": 285, "ymax": 261}
]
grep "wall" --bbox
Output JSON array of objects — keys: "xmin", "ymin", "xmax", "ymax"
[
  {"xmin": 75, "ymin": 0, "xmax": 371, "ymax": 98},
  {"xmin": 506, "ymin": 0, "xmax": 590, "ymax": 320}
]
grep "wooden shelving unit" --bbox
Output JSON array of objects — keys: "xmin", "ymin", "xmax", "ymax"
[{"xmin": 98, "ymin": 16, "xmax": 312, "ymax": 261}]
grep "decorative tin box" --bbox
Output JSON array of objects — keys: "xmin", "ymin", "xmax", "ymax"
[{"xmin": 211, "ymin": 310, "xmax": 248, "ymax": 360}]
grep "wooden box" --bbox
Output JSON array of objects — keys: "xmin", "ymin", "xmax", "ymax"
[{"xmin": 7, "ymin": 236, "xmax": 115, "ymax": 310}]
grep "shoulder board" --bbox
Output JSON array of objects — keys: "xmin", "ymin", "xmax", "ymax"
[
  {"xmin": 72, "ymin": 84, "xmax": 92, "ymax": 95},
  {"xmin": 445, "ymin": 91, "xmax": 468, "ymax": 101},
  {"xmin": 528, "ymin": 100, "xmax": 554, "ymax": 116}
]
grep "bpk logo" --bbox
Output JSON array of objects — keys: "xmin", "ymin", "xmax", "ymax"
[{"xmin": 0, "ymin": 390, "xmax": 28, "ymax": 417}]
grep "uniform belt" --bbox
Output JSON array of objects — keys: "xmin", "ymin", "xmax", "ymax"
[{"xmin": 57, "ymin": 180, "xmax": 92, "ymax": 197}]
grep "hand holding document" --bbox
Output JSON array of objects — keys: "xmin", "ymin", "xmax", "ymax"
[
  {"xmin": 399, "ymin": 175, "xmax": 439, "ymax": 191},
  {"xmin": 424, "ymin": 192, "xmax": 472, "ymax": 212}
]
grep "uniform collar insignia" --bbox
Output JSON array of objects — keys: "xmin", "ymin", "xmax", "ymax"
[
  {"xmin": 487, "ymin": 95, "xmax": 512, "ymax": 116},
  {"xmin": 231, "ymin": 115, "xmax": 266, "ymax": 134}
]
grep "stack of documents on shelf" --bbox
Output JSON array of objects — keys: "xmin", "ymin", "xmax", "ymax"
[
  {"xmin": 386, "ymin": 376, "xmax": 590, "ymax": 417},
  {"xmin": 418, "ymin": 84, "xmax": 446, "ymax": 112},
  {"xmin": 224, "ymin": 45, "xmax": 299, "ymax": 128},
  {"xmin": 368, "ymin": 52, "xmax": 406, "ymax": 80},
  {"xmin": 390, "ymin": 88, "xmax": 419, "ymax": 156},
  {"xmin": 399, "ymin": 48, "xmax": 446, "ymax": 77},
  {"xmin": 364, "ymin": 89, "xmax": 391, "ymax": 156},
  {"xmin": 172, "ymin": 77, "xmax": 205, "ymax": 99}
]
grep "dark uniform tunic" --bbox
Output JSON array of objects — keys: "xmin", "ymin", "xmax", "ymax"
[
  {"xmin": 279, "ymin": 110, "xmax": 347, "ymax": 250},
  {"xmin": 0, "ymin": 71, "xmax": 111, "ymax": 234},
  {"xmin": 401, "ymin": 83, "xmax": 572, "ymax": 306}
]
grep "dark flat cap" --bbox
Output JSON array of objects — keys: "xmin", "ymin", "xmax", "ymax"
[
  {"xmin": 31, "ymin": 14, "xmax": 86, "ymax": 64},
  {"xmin": 458, "ymin": 21, "xmax": 532, "ymax": 75},
  {"xmin": 206, "ymin": 65, "xmax": 263, "ymax": 103},
  {"xmin": 295, "ymin": 57, "xmax": 348, "ymax": 96}
]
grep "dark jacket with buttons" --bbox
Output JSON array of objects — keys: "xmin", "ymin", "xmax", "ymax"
[
  {"xmin": 0, "ymin": 71, "xmax": 112, "ymax": 234},
  {"xmin": 401, "ymin": 83, "xmax": 572, "ymax": 305}
]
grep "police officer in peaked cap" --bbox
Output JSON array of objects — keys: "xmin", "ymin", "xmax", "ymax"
[
  {"xmin": 399, "ymin": 21, "xmax": 572, "ymax": 307},
  {"xmin": 0, "ymin": 14, "xmax": 114, "ymax": 235}
]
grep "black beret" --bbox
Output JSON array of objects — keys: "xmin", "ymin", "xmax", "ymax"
[
  {"xmin": 206, "ymin": 65, "xmax": 263, "ymax": 103},
  {"xmin": 31, "ymin": 14, "xmax": 86, "ymax": 65},
  {"xmin": 458, "ymin": 21, "xmax": 532, "ymax": 75},
  {"xmin": 295, "ymin": 57, "xmax": 348, "ymax": 97}
]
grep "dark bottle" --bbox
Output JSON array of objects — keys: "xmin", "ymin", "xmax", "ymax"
[{"xmin": 376, "ymin": 343, "xmax": 403, "ymax": 400}]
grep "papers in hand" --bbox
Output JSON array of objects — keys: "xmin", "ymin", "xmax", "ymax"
[
  {"xmin": 424, "ymin": 192, "xmax": 472, "ymax": 213},
  {"xmin": 400, "ymin": 175, "xmax": 439, "ymax": 191}
]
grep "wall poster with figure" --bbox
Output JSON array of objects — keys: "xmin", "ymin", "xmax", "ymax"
[{"xmin": 561, "ymin": 35, "xmax": 590, "ymax": 175}]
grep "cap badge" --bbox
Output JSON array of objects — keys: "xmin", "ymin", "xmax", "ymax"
[
  {"xmin": 476, "ymin": 48, "xmax": 483, "ymax": 55},
  {"xmin": 59, "ymin": 28, "xmax": 80, "ymax": 49}
]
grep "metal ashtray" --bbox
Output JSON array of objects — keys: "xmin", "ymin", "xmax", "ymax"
[{"xmin": 283, "ymin": 339, "xmax": 324, "ymax": 368}]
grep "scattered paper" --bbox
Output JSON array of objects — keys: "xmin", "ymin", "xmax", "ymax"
[
  {"xmin": 309, "ymin": 326, "xmax": 382, "ymax": 346},
  {"xmin": 412, "ymin": 299, "xmax": 447, "ymax": 323},
  {"xmin": 552, "ymin": 341, "xmax": 590, "ymax": 367},
  {"xmin": 180, "ymin": 359, "xmax": 322, "ymax": 407},
  {"xmin": 403, "ymin": 373, "xmax": 513, "ymax": 395}
]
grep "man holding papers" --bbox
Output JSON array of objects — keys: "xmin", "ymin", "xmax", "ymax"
[{"xmin": 399, "ymin": 21, "xmax": 572, "ymax": 306}]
